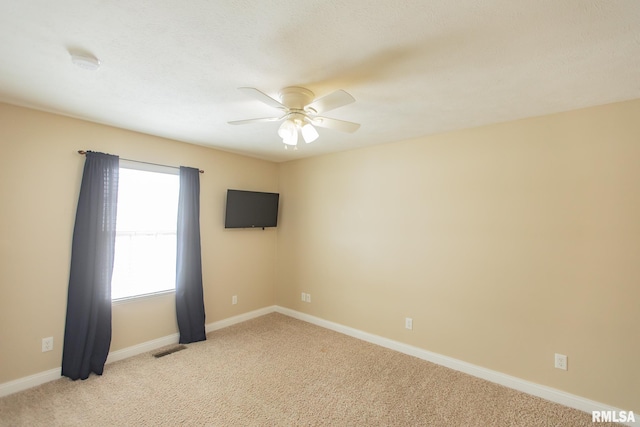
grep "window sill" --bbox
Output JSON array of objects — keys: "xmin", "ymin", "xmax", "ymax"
[{"xmin": 112, "ymin": 289, "xmax": 175, "ymax": 304}]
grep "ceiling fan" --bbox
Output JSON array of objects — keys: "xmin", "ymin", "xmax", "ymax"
[{"xmin": 228, "ymin": 86, "xmax": 360, "ymax": 148}]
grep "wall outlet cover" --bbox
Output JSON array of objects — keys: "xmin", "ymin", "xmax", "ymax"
[
  {"xmin": 554, "ymin": 353, "xmax": 568, "ymax": 370},
  {"xmin": 42, "ymin": 337, "xmax": 53, "ymax": 352},
  {"xmin": 405, "ymin": 318, "xmax": 413, "ymax": 330}
]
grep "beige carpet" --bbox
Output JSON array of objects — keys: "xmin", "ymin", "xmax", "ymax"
[{"xmin": 0, "ymin": 313, "xmax": 620, "ymax": 426}]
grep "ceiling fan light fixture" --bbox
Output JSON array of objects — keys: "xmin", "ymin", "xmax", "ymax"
[
  {"xmin": 301, "ymin": 123, "xmax": 319, "ymax": 143},
  {"xmin": 229, "ymin": 86, "xmax": 360, "ymax": 149}
]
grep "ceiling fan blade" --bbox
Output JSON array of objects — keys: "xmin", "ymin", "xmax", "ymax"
[
  {"xmin": 238, "ymin": 87, "xmax": 286, "ymax": 110},
  {"xmin": 306, "ymin": 90, "xmax": 355, "ymax": 114},
  {"xmin": 311, "ymin": 116, "xmax": 360, "ymax": 133},
  {"xmin": 228, "ymin": 116, "xmax": 284, "ymax": 125}
]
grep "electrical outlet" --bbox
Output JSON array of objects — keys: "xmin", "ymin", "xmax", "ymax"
[
  {"xmin": 232, "ymin": 295, "xmax": 237, "ymax": 305},
  {"xmin": 305, "ymin": 293, "xmax": 311, "ymax": 303},
  {"xmin": 42, "ymin": 337, "xmax": 53, "ymax": 352},
  {"xmin": 301, "ymin": 292, "xmax": 306, "ymax": 301},
  {"xmin": 554, "ymin": 353, "xmax": 567, "ymax": 370},
  {"xmin": 405, "ymin": 317, "xmax": 413, "ymax": 330}
]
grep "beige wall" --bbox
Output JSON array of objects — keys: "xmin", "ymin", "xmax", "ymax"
[
  {"xmin": 2, "ymin": 99, "xmax": 639, "ymax": 412},
  {"xmin": 276, "ymin": 99, "xmax": 640, "ymax": 411},
  {"xmin": 0, "ymin": 103, "xmax": 278, "ymax": 383}
]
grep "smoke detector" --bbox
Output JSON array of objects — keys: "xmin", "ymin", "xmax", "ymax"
[{"xmin": 69, "ymin": 51, "xmax": 101, "ymax": 71}]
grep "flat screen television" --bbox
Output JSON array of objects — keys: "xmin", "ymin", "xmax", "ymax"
[{"xmin": 224, "ymin": 189, "xmax": 279, "ymax": 229}]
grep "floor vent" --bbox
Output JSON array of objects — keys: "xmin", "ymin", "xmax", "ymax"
[{"xmin": 153, "ymin": 345, "xmax": 187, "ymax": 358}]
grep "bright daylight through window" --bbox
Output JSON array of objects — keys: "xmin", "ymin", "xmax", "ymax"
[{"xmin": 111, "ymin": 165, "xmax": 180, "ymax": 300}]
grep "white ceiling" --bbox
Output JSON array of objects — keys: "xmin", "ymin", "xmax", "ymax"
[{"xmin": 1, "ymin": 1, "xmax": 639, "ymax": 162}]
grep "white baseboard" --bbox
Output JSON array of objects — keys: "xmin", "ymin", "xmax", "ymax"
[
  {"xmin": 0, "ymin": 305, "xmax": 277, "ymax": 398},
  {"xmin": 275, "ymin": 306, "xmax": 638, "ymax": 427},
  {"xmin": 0, "ymin": 368, "xmax": 62, "ymax": 398},
  {"xmin": 107, "ymin": 305, "xmax": 277, "ymax": 363},
  {"xmin": 106, "ymin": 333, "xmax": 180, "ymax": 364},
  {"xmin": 205, "ymin": 305, "xmax": 276, "ymax": 333},
  {"xmin": 2, "ymin": 305, "xmax": 636, "ymax": 426}
]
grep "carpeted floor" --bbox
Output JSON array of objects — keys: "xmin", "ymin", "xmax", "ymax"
[{"xmin": 0, "ymin": 313, "xmax": 620, "ymax": 426}]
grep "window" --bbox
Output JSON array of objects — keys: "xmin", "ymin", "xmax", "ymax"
[{"xmin": 111, "ymin": 162, "xmax": 180, "ymax": 300}]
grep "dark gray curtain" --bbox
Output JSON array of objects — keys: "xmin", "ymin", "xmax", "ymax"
[
  {"xmin": 175, "ymin": 166, "xmax": 206, "ymax": 343},
  {"xmin": 62, "ymin": 151, "xmax": 119, "ymax": 380}
]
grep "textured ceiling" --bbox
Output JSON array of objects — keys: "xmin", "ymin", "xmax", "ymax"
[{"xmin": 1, "ymin": 1, "xmax": 639, "ymax": 162}]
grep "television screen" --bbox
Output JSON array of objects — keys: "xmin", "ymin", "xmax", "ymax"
[{"xmin": 224, "ymin": 189, "xmax": 279, "ymax": 229}]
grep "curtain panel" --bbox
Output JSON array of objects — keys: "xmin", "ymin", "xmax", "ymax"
[
  {"xmin": 62, "ymin": 151, "xmax": 119, "ymax": 380},
  {"xmin": 175, "ymin": 166, "xmax": 206, "ymax": 343}
]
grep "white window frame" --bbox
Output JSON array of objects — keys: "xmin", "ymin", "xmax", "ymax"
[{"xmin": 111, "ymin": 160, "xmax": 180, "ymax": 302}]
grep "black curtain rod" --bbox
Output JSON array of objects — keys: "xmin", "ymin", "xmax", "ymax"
[{"xmin": 77, "ymin": 150, "xmax": 204, "ymax": 173}]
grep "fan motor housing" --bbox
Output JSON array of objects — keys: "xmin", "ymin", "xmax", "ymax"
[{"xmin": 278, "ymin": 87, "xmax": 314, "ymax": 110}]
